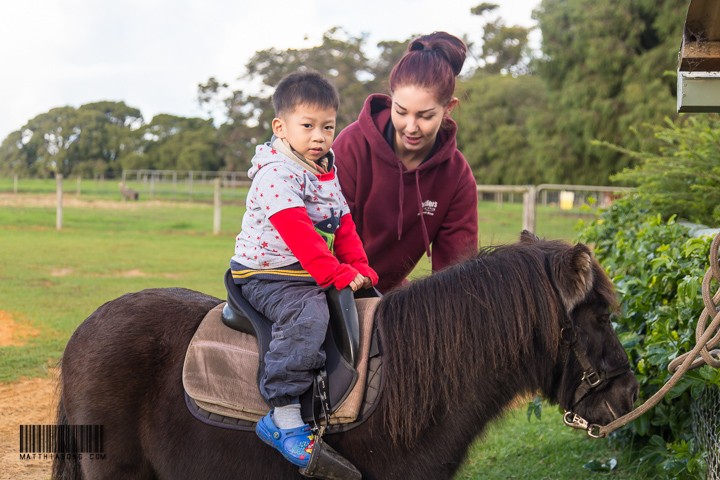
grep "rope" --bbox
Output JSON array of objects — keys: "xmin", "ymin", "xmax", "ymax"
[{"xmin": 592, "ymin": 231, "xmax": 720, "ymax": 438}]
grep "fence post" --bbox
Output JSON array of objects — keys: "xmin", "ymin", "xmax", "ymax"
[
  {"xmin": 213, "ymin": 178, "xmax": 222, "ymax": 235},
  {"xmin": 56, "ymin": 174, "xmax": 63, "ymax": 231},
  {"xmin": 522, "ymin": 185, "xmax": 536, "ymax": 233},
  {"xmin": 13, "ymin": 174, "xmax": 18, "ymax": 194}
]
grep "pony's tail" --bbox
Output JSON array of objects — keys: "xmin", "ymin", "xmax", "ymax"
[{"xmin": 51, "ymin": 371, "xmax": 82, "ymax": 480}]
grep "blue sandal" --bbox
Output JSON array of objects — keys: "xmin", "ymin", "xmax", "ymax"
[{"xmin": 256, "ymin": 412, "xmax": 315, "ymax": 467}]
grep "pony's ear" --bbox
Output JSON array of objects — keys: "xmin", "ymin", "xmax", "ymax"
[
  {"xmin": 552, "ymin": 243, "xmax": 594, "ymax": 312},
  {"xmin": 520, "ymin": 230, "xmax": 539, "ymax": 243}
]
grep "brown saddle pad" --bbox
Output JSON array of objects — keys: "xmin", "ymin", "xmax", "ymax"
[{"xmin": 182, "ymin": 298, "xmax": 380, "ymax": 425}]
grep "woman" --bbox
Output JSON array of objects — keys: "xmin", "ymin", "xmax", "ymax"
[{"xmin": 333, "ymin": 31, "xmax": 478, "ymax": 292}]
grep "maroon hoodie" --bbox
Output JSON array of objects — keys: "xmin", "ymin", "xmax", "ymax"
[{"xmin": 333, "ymin": 94, "xmax": 478, "ymax": 292}]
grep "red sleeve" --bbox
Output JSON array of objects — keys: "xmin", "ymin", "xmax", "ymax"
[
  {"xmin": 269, "ymin": 207, "xmax": 359, "ymax": 289},
  {"xmin": 431, "ymin": 166, "xmax": 479, "ymax": 272},
  {"xmin": 333, "ymin": 213, "xmax": 378, "ymax": 285}
]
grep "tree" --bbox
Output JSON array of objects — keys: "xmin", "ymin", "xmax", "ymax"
[
  {"xmin": 455, "ymin": 72, "xmax": 548, "ymax": 184},
  {"xmin": 0, "ymin": 106, "xmax": 77, "ymax": 177},
  {"xmin": 0, "ymin": 102, "xmax": 223, "ymax": 177},
  {"xmin": 69, "ymin": 102, "xmax": 143, "ymax": 177},
  {"xmin": 598, "ymin": 115, "xmax": 720, "ymax": 225},
  {"xmin": 125, "ymin": 114, "xmax": 221, "ymax": 172},
  {"xmin": 528, "ymin": 0, "xmax": 687, "ymax": 183},
  {"xmin": 0, "ymin": 101, "xmax": 142, "ymax": 178},
  {"xmin": 451, "ymin": 4, "xmax": 542, "ymax": 182},
  {"xmin": 471, "ymin": 3, "xmax": 534, "ymax": 75},
  {"xmin": 372, "ymin": 38, "xmax": 414, "ymax": 92}
]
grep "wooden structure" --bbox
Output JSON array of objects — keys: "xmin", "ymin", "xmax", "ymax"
[{"xmin": 678, "ymin": 0, "xmax": 720, "ymax": 112}]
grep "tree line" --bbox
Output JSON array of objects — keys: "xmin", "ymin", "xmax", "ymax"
[{"xmin": 0, "ymin": 0, "xmax": 690, "ymax": 185}]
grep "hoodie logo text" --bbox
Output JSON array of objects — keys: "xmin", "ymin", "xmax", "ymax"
[{"xmin": 421, "ymin": 200, "xmax": 437, "ymax": 216}]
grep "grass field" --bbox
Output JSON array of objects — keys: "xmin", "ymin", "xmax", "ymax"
[{"xmin": 0, "ymin": 187, "xmax": 644, "ymax": 479}]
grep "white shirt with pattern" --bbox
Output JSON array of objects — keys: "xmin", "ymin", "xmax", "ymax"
[{"xmin": 232, "ymin": 142, "xmax": 348, "ymax": 269}]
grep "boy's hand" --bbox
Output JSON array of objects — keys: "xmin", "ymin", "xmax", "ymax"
[
  {"xmin": 361, "ymin": 276, "xmax": 373, "ymax": 289},
  {"xmin": 348, "ymin": 273, "xmax": 365, "ymax": 292}
]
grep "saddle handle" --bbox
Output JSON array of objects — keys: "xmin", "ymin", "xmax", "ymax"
[{"xmin": 326, "ymin": 288, "xmax": 360, "ymax": 368}]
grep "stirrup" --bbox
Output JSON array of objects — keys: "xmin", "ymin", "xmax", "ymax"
[{"xmin": 299, "ymin": 435, "xmax": 361, "ymax": 480}]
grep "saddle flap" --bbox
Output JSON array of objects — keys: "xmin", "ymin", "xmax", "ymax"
[
  {"xmin": 183, "ymin": 298, "xmax": 381, "ymax": 427},
  {"xmin": 223, "ymin": 270, "xmax": 272, "ymax": 385}
]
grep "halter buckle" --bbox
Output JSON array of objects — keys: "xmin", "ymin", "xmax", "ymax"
[{"xmin": 583, "ymin": 370, "xmax": 602, "ymax": 387}]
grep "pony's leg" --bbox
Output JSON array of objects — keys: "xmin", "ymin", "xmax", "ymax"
[{"xmin": 60, "ymin": 370, "xmax": 158, "ymax": 479}]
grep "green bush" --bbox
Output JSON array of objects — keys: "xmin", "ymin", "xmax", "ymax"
[
  {"xmin": 577, "ymin": 196, "xmax": 719, "ymax": 479},
  {"xmin": 595, "ymin": 114, "xmax": 720, "ymax": 226}
]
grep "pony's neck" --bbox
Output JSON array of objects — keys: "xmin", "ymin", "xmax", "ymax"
[{"xmin": 377, "ymin": 253, "xmax": 560, "ymax": 445}]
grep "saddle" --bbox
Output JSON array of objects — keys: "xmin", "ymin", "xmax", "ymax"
[{"xmin": 221, "ymin": 269, "xmax": 380, "ymax": 422}]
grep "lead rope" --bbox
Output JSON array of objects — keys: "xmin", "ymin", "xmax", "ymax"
[{"xmin": 572, "ymin": 232, "xmax": 720, "ymax": 438}]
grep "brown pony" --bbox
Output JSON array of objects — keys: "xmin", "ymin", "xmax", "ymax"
[{"xmin": 52, "ymin": 233, "xmax": 638, "ymax": 480}]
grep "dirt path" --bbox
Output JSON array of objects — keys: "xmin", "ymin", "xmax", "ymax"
[
  {"xmin": 0, "ymin": 375, "xmax": 57, "ymax": 480},
  {"xmin": 0, "ymin": 193, "xmax": 200, "ymax": 210}
]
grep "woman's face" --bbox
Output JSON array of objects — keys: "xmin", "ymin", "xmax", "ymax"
[{"xmin": 390, "ymin": 85, "xmax": 456, "ymax": 161}]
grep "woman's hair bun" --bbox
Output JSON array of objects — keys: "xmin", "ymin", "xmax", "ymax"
[{"xmin": 407, "ymin": 31, "xmax": 467, "ymax": 76}]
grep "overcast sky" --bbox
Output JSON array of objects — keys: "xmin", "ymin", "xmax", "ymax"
[{"xmin": 0, "ymin": 0, "xmax": 540, "ymax": 140}]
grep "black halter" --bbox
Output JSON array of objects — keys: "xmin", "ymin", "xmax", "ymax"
[
  {"xmin": 543, "ymin": 257, "xmax": 631, "ymax": 412},
  {"xmin": 558, "ymin": 320, "xmax": 631, "ymax": 410}
]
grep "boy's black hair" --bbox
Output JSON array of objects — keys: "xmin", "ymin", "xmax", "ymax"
[{"xmin": 272, "ymin": 71, "xmax": 339, "ymax": 116}]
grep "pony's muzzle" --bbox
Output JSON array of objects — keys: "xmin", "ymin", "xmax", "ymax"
[{"xmin": 299, "ymin": 436, "xmax": 361, "ymax": 480}]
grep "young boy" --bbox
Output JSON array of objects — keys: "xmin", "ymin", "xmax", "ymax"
[{"xmin": 230, "ymin": 71, "xmax": 378, "ymax": 467}]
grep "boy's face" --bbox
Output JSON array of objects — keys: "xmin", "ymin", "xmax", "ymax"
[{"xmin": 272, "ymin": 104, "xmax": 337, "ymax": 162}]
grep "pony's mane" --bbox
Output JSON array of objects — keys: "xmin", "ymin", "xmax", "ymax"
[{"xmin": 376, "ymin": 240, "xmax": 580, "ymax": 445}]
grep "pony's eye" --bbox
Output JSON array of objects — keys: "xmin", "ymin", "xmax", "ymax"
[{"xmin": 597, "ymin": 314, "xmax": 611, "ymax": 324}]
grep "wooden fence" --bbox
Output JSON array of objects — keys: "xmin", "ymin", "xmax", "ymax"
[
  {"xmin": 3, "ymin": 174, "xmax": 633, "ymax": 236},
  {"xmin": 476, "ymin": 184, "xmax": 635, "ymax": 233}
]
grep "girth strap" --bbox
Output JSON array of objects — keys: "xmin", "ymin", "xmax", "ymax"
[{"xmin": 312, "ymin": 368, "xmax": 332, "ymax": 431}]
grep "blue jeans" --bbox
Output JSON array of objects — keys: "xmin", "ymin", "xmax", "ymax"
[{"xmin": 241, "ymin": 279, "xmax": 328, "ymax": 407}]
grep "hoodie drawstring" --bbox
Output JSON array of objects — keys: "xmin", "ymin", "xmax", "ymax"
[
  {"xmin": 396, "ymin": 163, "xmax": 432, "ymax": 259},
  {"xmin": 397, "ymin": 163, "xmax": 404, "ymax": 240},
  {"xmin": 415, "ymin": 170, "xmax": 431, "ymax": 258}
]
